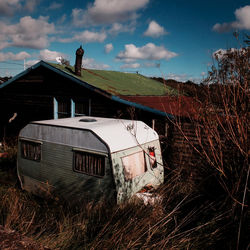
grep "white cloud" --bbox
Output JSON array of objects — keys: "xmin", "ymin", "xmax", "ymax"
[
  {"xmin": 0, "ymin": 0, "xmax": 39, "ymax": 16},
  {"xmin": 167, "ymin": 73, "xmax": 196, "ymax": 82},
  {"xmin": 25, "ymin": 59, "xmax": 40, "ymax": 67},
  {"xmin": 47, "ymin": 2, "xmax": 62, "ymax": 10},
  {"xmin": 144, "ymin": 21, "xmax": 168, "ymax": 37},
  {"xmin": 165, "ymin": 73, "xmax": 201, "ymax": 83},
  {"xmin": 234, "ymin": 5, "xmax": 250, "ymax": 29},
  {"xmin": 71, "ymin": 8, "xmax": 86, "ymax": 27},
  {"xmin": 0, "ymin": 16, "xmax": 55, "ymax": 49},
  {"xmin": 0, "ymin": 0, "xmax": 22, "ymax": 16},
  {"xmin": 115, "ymin": 58, "xmax": 137, "ymax": 63},
  {"xmin": 59, "ymin": 30, "xmax": 106, "ymax": 43},
  {"xmin": 143, "ymin": 62, "xmax": 160, "ymax": 68},
  {"xmin": 167, "ymin": 73, "xmax": 188, "ymax": 81},
  {"xmin": 213, "ymin": 5, "xmax": 250, "ymax": 32},
  {"xmin": 23, "ymin": 0, "xmax": 39, "ymax": 12},
  {"xmin": 212, "ymin": 23, "xmax": 232, "ymax": 33},
  {"xmin": 0, "ymin": 51, "xmax": 31, "ymax": 62},
  {"xmin": 82, "ymin": 57, "xmax": 110, "ymax": 70},
  {"xmin": 116, "ymin": 43, "xmax": 178, "ymax": 61},
  {"xmin": 39, "ymin": 49, "xmax": 68, "ymax": 61},
  {"xmin": 108, "ymin": 22, "xmax": 136, "ymax": 35},
  {"xmin": 120, "ymin": 61, "xmax": 162, "ymax": 69},
  {"xmin": 120, "ymin": 63, "xmax": 141, "ymax": 69},
  {"xmin": 76, "ymin": 30, "xmax": 107, "ymax": 43},
  {"xmin": 0, "ymin": 42, "xmax": 10, "ymax": 50},
  {"xmin": 57, "ymin": 14, "xmax": 67, "ymax": 24},
  {"xmin": 72, "ymin": 0, "xmax": 149, "ymax": 27},
  {"xmin": 105, "ymin": 43, "xmax": 113, "ymax": 53}
]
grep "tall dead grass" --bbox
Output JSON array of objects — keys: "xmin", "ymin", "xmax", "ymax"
[
  {"xmin": 168, "ymin": 34, "xmax": 249, "ymax": 249},
  {"xmin": 0, "ymin": 167, "xmax": 231, "ymax": 249}
]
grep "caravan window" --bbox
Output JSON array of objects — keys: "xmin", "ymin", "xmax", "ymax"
[
  {"xmin": 122, "ymin": 151, "xmax": 146, "ymax": 180},
  {"xmin": 73, "ymin": 150, "xmax": 105, "ymax": 177},
  {"xmin": 21, "ymin": 140, "xmax": 41, "ymax": 162}
]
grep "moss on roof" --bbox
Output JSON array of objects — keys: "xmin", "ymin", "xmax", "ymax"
[{"xmin": 49, "ymin": 63, "xmax": 178, "ymax": 96}]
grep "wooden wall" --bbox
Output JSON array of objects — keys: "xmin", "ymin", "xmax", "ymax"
[{"xmin": 0, "ymin": 66, "xmax": 160, "ymax": 139}]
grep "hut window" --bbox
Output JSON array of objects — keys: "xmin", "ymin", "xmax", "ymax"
[
  {"xmin": 54, "ymin": 97, "xmax": 71, "ymax": 119},
  {"xmin": 54, "ymin": 98, "xmax": 91, "ymax": 119},
  {"xmin": 58, "ymin": 99, "xmax": 71, "ymax": 118},
  {"xmin": 72, "ymin": 98, "xmax": 91, "ymax": 117},
  {"xmin": 75, "ymin": 102, "xmax": 88, "ymax": 116},
  {"xmin": 21, "ymin": 140, "xmax": 41, "ymax": 162},
  {"xmin": 73, "ymin": 150, "xmax": 105, "ymax": 177},
  {"xmin": 122, "ymin": 151, "xmax": 146, "ymax": 180}
]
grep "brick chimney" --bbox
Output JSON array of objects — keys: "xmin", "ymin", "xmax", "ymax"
[{"xmin": 75, "ymin": 45, "xmax": 84, "ymax": 76}]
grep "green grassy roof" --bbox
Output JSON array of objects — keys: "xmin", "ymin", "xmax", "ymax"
[{"xmin": 49, "ymin": 63, "xmax": 178, "ymax": 96}]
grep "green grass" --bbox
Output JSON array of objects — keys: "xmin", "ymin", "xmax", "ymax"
[{"xmin": 49, "ymin": 63, "xmax": 179, "ymax": 96}]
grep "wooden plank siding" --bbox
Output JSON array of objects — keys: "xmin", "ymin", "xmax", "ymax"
[{"xmin": 0, "ymin": 66, "xmax": 162, "ymax": 138}]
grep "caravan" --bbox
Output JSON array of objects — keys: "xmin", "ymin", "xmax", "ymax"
[{"xmin": 17, "ymin": 116, "xmax": 164, "ymax": 203}]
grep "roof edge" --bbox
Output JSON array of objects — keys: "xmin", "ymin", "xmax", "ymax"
[
  {"xmin": 0, "ymin": 61, "xmax": 112, "ymax": 98},
  {"xmin": 111, "ymin": 95, "xmax": 174, "ymax": 119},
  {"xmin": 0, "ymin": 61, "xmax": 45, "ymax": 89}
]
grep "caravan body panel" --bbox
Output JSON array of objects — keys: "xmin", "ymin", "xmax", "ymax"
[{"xmin": 17, "ymin": 116, "xmax": 163, "ymax": 203}]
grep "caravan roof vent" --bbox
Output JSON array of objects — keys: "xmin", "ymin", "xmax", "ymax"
[{"xmin": 79, "ymin": 118, "xmax": 97, "ymax": 122}]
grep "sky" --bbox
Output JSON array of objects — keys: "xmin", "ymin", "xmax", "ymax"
[{"xmin": 0, "ymin": 0, "xmax": 249, "ymax": 82}]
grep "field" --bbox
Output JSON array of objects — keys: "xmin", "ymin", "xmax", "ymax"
[{"xmin": 0, "ymin": 140, "xmax": 248, "ymax": 249}]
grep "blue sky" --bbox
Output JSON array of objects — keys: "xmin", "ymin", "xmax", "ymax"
[{"xmin": 0, "ymin": 0, "xmax": 249, "ymax": 82}]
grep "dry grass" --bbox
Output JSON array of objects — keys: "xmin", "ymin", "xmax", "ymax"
[
  {"xmin": 0, "ymin": 167, "xmax": 233, "ymax": 250},
  {"xmin": 167, "ymin": 36, "xmax": 249, "ymax": 250}
]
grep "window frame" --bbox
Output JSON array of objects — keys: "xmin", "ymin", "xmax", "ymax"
[
  {"xmin": 72, "ymin": 148, "xmax": 106, "ymax": 178},
  {"xmin": 20, "ymin": 138, "xmax": 42, "ymax": 162},
  {"xmin": 72, "ymin": 98, "xmax": 91, "ymax": 117},
  {"xmin": 58, "ymin": 97, "xmax": 71, "ymax": 118},
  {"xmin": 53, "ymin": 97, "xmax": 91, "ymax": 119},
  {"xmin": 53, "ymin": 97, "xmax": 71, "ymax": 119}
]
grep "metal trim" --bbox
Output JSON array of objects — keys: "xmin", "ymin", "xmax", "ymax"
[
  {"xmin": 19, "ymin": 137, "xmax": 43, "ymax": 144},
  {"xmin": 72, "ymin": 147, "xmax": 108, "ymax": 157},
  {"xmin": 111, "ymin": 95, "xmax": 174, "ymax": 118}
]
